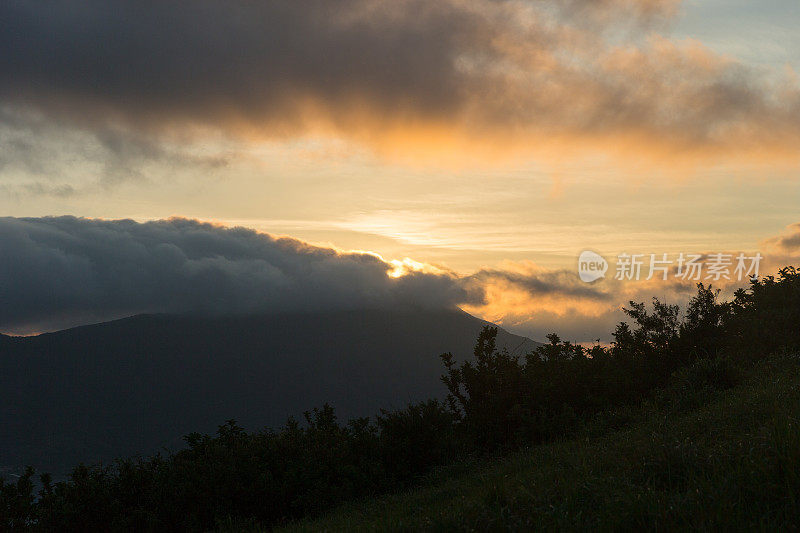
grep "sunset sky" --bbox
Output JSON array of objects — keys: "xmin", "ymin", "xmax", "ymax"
[{"xmin": 1, "ymin": 0, "xmax": 799, "ymax": 341}]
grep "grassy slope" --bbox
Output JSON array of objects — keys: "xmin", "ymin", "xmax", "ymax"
[{"xmin": 282, "ymin": 353, "xmax": 800, "ymax": 531}]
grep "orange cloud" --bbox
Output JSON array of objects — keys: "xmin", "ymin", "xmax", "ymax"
[{"xmin": 3, "ymin": 0, "xmax": 800, "ymax": 170}]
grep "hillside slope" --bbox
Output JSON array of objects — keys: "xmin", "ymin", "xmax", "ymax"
[
  {"xmin": 0, "ymin": 308, "xmax": 538, "ymax": 476},
  {"xmin": 285, "ymin": 352, "xmax": 800, "ymax": 531}
]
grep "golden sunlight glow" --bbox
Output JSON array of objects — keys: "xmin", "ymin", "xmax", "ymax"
[{"xmin": 387, "ymin": 257, "xmax": 446, "ymax": 278}]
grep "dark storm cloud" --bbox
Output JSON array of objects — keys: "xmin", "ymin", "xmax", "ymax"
[
  {"xmin": 0, "ymin": 0, "xmax": 469, "ymax": 130},
  {"xmin": 0, "ymin": 216, "xmax": 475, "ymax": 333},
  {"xmin": 2, "ymin": 0, "xmax": 798, "ymax": 156}
]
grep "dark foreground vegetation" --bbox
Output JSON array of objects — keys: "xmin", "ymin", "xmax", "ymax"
[
  {"xmin": 288, "ymin": 344, "xmax": 800, "ymax": 530},
  {"xmin": 3, "ymin": 267, "xmax": 800, "ymax": 531}
]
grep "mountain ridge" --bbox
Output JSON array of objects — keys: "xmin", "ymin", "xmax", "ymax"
[{"xmin": 0, "ymin": 308, "xmax": 539, "ymax": 476}]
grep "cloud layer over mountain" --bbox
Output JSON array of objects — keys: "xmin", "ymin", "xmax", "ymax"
[
  {"xmin": 1, "ymin": 216, "xmax": 796, "ymax": 341},
  {"xmin": 0, "ymin": 216, "xmax": 474, "ymax": 333}
]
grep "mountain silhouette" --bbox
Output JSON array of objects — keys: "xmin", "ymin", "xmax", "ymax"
[{"xmin": 0, "ymin": 308, "xmax": 538, "ymax": 476}]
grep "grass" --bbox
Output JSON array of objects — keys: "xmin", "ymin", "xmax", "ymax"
[{"xmin": 278, "ymin": 352, "xmax": 800, "ymax": 531}]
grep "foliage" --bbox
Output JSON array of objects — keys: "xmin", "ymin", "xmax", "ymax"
[{"xmin": 288, "ymin": 351, "xmax": 800, "ymax": 532}]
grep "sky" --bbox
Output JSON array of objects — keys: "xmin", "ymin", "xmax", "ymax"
[{"xmin": 1, "ymin": 0, "xmax": 799, "ymax": 341}]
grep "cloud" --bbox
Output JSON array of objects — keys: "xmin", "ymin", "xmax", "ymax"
[
  {"xmin": 460, "ymin": 252, "xmax": 784, "ymax": 343},
  {"xmin": 469, "ymin": 266, "xmax": 613, "ymax": 301},
  {"xmin": 2, "ymin": 217, "xmax": 795, "ymax": 339},
  {"xmin": 765, "ymin": 222, "xmax": 800, "ymax": 251},
  {"xmin": 0, "ymin": 216, "xmax": 626, "ymax": 339},
  {"xmin": 2, "ymin": 0, "xmax": 799, "ymax": 163},
  {"xmin": 0, "ymin": 106, "xmax": 230, "ymax": 193},
  {"xmin": 0, "ymin": 216, "xmax": 474, "ymax": 334}
]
